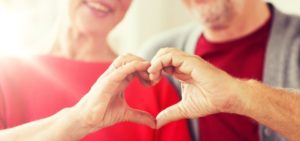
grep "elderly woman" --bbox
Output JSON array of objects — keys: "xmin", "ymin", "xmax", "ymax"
[{"xmin": 0, "ymin": 0, "xmax": 191, "ymax": 140}]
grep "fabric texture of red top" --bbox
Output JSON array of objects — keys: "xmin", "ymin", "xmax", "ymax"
[
  {"xmin": 0, "ymin": 55, "xmax": 192, "ymax": 141},
  {"xmin": 195, "ymin": 16, "xmax": 272, "ymax": 141}
]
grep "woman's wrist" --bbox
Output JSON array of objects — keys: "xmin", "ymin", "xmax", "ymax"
[{"xmin": 51, "ymin": 107, "xmax": 93, "ymax": 141}]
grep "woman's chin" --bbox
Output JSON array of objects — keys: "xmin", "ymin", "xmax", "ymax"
[
  {"xmin": 74, "ymin": 8, "xmax": 111, "ymax": 33},
  {"xmin": 77, "ymin": 25, "xmax": 107, "ymax": 36}
]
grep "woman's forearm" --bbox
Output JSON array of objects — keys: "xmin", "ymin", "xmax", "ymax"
[
  {"xmin": 238, "ymin": 80, "xmax": 300, "ymax": 141},
  {"xmin": 0, "ymin": 108, "xmax": 89, "ymax": 141},
  {"xmin": 0, "ymin": 55, "xmax": 156, "ymax": 141}
]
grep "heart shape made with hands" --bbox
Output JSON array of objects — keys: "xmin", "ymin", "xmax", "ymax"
[
  {"xmin": 96, "ymin": 55, "xmax": 187, "ymax": 130},
  {"xmin": 123, "ymin": 65, "xmax": 202, "ymax": 130},
  {"xmin": 100, "ymin": 53, "xmax": 191, "ymax": 130},
  {"xmin": 103, "ymin": 50, "xmax": 227, "ymax": 130},
  {"xmin": 110, "ymin": 64, "xmax": 188, "ymax": 129},
  {"xmin": 119, "ymin": 71, "xmax": 181, "ymax": 129}
]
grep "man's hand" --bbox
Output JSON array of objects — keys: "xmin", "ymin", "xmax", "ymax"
[
  {"xmin": 74, "ymin": 54, "xmax": 155, "ymax": 134},
  {"xmin": 148, "ymin": 48, "xmax": 244, "ymax": 128}
]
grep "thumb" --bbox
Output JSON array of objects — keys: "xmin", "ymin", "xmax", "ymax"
[
  {"xmin": 124, "ymin": 108, "xmax": 156, "ymax": 129},
  {"xmin": 156, "ymin": 103, "xmax": 187, "ymax": 129}
]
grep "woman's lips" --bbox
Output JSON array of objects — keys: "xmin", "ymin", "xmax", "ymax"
[{"xmin": 84, "ymin": 0, "xmax": 112, "ymax": 14}]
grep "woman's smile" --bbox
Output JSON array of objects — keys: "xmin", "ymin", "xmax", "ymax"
[{"xmin": 83, "ymin": 0, "xmax": 113, "ymax": 17}]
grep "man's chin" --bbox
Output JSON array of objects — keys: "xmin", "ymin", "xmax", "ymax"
[
  {"xmin": 195, "ymin": 15, "xmax": 228, "ymax": 30},
  {"xmin": 202, "ymin": 20, "xmax": 229, "ymax": 30}
]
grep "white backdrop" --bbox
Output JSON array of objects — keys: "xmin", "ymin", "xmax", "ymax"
[
  {"xmin": 269, "ymin": 0, "xmax": 300, "ymax": 15},
  {"xmin": 1, "ymin": 0, "xmax": 300, "ymax": 55},
  {"xmin": 108, "ymin": 0, "xmax": 192, "ymax": 55}
]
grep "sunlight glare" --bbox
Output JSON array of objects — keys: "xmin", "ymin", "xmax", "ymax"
[{"xmin": 0, "ymin": 4, "xmax": 32, "ymax": 56}]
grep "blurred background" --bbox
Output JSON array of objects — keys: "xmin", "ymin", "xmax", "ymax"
[{"xmin": 0, "ymin": 0, "xmax": 299, "ymax": 56}]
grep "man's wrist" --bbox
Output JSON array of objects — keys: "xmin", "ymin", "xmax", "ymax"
[
  {"xmin": 219, "ymin": 78, "xmax": 258, "ymax": 116},
  {"xmin": 232, "ymin": 79, "xmax": 260, "ymax": 117}
]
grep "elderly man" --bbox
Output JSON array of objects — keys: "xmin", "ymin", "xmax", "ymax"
[
  {"xmin": 140, "ymin": 0, "xmax": 300, "ymax": 141},
  {"xmin": 146, "ymin": 48, "xmax": 300, "ymax": 141}
]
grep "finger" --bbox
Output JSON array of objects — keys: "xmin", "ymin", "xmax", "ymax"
[
  {"xmin": 147, "ymin": 48, "xmax": 175, "ymax": 84},
  {"xmin": 125, "ymin": 108, "xmax": 156, "ymax": 129},
  {"xmin": 137, "ymin": 71, "xmax": 153, "ymax": 86},
  {"xmin": 113, "ymin": 54, "xmax": 146, "ymax": 68},
  {"xmin": 109, "ymin": 61, "xmax": 150, "ymax": 83},
  {"xmin": 149, "ymin": 49, "xmax": 197, "ymax": 82},
  {"xmin": 152, "ymin": 48, "xmax": 180, "ymax": 60},
  {"xmin": 148, "ymin": 53, "xmax": 173, "ymax": 85},
  {"xmin": 156, "ymin": 103, "xmax": 187, "ymax": 129},
  {"xmin": 149, "ymin": 52, "xmax": 186, "ymax": 84},
  {"xmin": 148, "ymin": 48, "xmax": 186, "ymax": 78},
  {"xmin": 103, "ymin": 54, "xmax": 147, "ymax": 78},
  {"xmin": 91, "ymin": 61, "xmax": 150, "ymax": 95}
]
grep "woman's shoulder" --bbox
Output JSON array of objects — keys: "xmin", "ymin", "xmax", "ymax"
[
  {"xmin": 0, "ymin": 54, "xmax": 46, "ymax": 70},
  {"xmin": 0, "ymin": 55, "xmax": 32, "ymax": 70}
]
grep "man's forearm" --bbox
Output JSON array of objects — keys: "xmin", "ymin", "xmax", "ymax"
[{"xmin": 238, "ymin": 80, "xmax": 300, "ymax": 141}]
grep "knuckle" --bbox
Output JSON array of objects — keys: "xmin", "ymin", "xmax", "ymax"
[
  {"xmin": 158, "ymin": 48, "xmax": 176, "ymax": 56},
  {"xmin": 123, "ymin": 53, "xmax": 131, "ymax": 56},
  {"xmin": 118, "ymin": 54, "xmax": 127, "ymax": 59},
  {"xmin": 159, "ymin": 47, "xmax": 171, "ymax": 54},
  {"xmin": 187, "ymin": 55, "xmax": 200, "ymax": 64},
  {"xmin": 130, "ymin": 60, "xmax": 140, "ymax": 65},
  {"xmin": 165, "ymin": 47, "xmax": 177, "ymax": 52},
  {"xmin": 124, "ymin": 53, "xmax": 134, "ymax": 58},
  {"xmin": 118, "ymin": 53, "xmax": 133, "ymax": 60},
  {"xmin": 120, "ymin": 53, "xmax": 144, "ymax": 62}
]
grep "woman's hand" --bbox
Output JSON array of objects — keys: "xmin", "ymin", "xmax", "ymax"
[
  {"xmin": 0, "ymin": 54, "xmax": 155, "ymax": 141},
  {"xmin": 74, "ymin": 54, "xmax": 156, "ymax": 134},
  {"xmin": 148, "ymin": 48, "xmax": 244, "ymax": 128}
]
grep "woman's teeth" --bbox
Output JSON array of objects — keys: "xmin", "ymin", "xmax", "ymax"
[{"xmin": 86, "ymin": 1, "xmax": 110, "ymax": 13}]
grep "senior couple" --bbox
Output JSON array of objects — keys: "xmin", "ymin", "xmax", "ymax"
[{"xmin": 0, "ymin": 0, "xmax": 300, "ymax": 141}]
